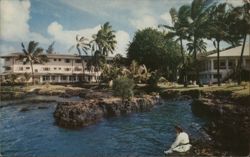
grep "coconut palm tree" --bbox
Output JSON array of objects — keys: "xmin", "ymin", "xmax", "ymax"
[
  {"xmin": 46, "ymin": 41, "xmax": 55, "ymax": 54},
  {"xmin": 186, "ymin": 0, "xmax": 212, "ymax": 84},
  {"xmin": 229, "ymin": 1, "xmax": 250, "ymax": 85},
  {"xmin": 92, "ymin": 22, "xmax": 117, "ymax": 57},
  {"xmin": 206, "ymin": 3, "xmax": 236, "ymax": 86},
  {"xmin": 69, "ymin": 35, "xmax": 90, "ymax": 81},
  {"xmin": 18, "ymin": 41, "xmax": 48, "ymax": 85},
  {"xmin": 159, "ymin": 5, "xmax": 191, "ymax": 86}
]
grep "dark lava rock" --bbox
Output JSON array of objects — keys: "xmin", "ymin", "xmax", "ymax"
[
  {"xmin": 191, "ymin": 93, "xmax": 250, "ymax": 156},
  {"xmin": 37, "ymin": 106, "xmax": 49, "ymax": 109},
  {"xmin": 20, "ymin": 107, "xmax": 30, "ymax": 112},
  {"xmin": 53, "ymin": 95, "xmax": 160, "ymax": 128}
]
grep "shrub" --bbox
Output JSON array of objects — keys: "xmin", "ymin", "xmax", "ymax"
[
  {"xmin": 112, "ymin": 77, "xmax": 135, "ymax": 102},
  {"xmin": 147, "ymin": 71, "xmax": 161, "ymax": 87}
]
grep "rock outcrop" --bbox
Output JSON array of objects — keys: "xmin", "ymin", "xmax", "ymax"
[
  {"xmin": 54, "ymin": 95, "xmax": 161, "ymax": 128},
  {"xmin": 191, "ymin": 91, "xmax": 250, "ymax": 156}
]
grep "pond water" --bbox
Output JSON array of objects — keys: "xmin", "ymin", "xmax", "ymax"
[{"xmin": 0, "ymin": 100, "xmax": 206, "ymax": 156}]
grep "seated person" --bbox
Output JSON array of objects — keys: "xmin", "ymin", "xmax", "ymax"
[{"xmin": 164, "ymin": 125, "xmax": 192, "ymax": 154}]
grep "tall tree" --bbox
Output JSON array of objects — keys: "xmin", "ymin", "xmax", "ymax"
[
  {"xmin": 92, "ymin": 22, "xmax": 117, "ymax": 57},
  {"xmin": 127, "ymin": 28, "xmax": 182, "ymax": 81},
  {"xmin": 18, "ymin": 41, "xmax": 48, "ymax": 85},
  {"xmin": 187, "ymin": 0, "xmax": 211, "ymax": 84},
  {"xmin": 69, "ymin": 35, "xmax": 90, "ymax": 81},
  {"xmin": 46, "ymin": 41, "xmax": 55, "ymax": 54},
  {"xmin": 229, "ymin": 1, "xmax": 250, "ymax": 85},
  {"xmin": 206, "ymin": 3, "xmax": 236, "ymax": 86},
  {"xmin": 159, "ymin": 5, "xmax": 191, "ymax": 86}
]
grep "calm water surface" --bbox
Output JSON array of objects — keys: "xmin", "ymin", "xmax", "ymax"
[{"xmin": 0, "ymin": 100, "xmax": 205, "ymax": 156}]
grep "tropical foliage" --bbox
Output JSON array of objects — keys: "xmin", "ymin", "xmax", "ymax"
[
  {"xmin": 127, "ymin": 28, "xmax": 182, "ymax": 81},
  {"xmin": 18, "ymin": 41, "xmax": 48, "ymax": 85},
  {"xmin": 92, "ymin": 22, "xmax": 117, "ymax": 57},
  {"xmin": 159, "ymin": 5, "xmax": 190, "ymax": 86},
  {"xmin": 112, "ymin": 76, "xmax": 135, "ymax": 102},
  {"xmin": 228, "ymin": 1, "xmax": 250, "ymax": 85},
  {"xmin": 46, "ymin": 41, "xmax": 55, "ymax": 54}
]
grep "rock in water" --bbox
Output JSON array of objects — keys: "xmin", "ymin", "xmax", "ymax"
[{"xmin": 53, "ymin": 95, "xmax": 160, "ymax": 128}]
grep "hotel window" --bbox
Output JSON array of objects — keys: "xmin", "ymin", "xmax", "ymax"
[
  {"xmin": 26, "ymin": 67, "xmax": 30, "ymax": 70},
  {"xmin": 65, "ymin": 59, "xmax": 70, "ymax": 63},
  {"xmin": 74, "ymin": 67, "xmax": 82, "ymax": 71},
  {"xmin": 228, "ymin": 60, "xmax": 235, "ymax": 69},
  {"xmin": 213, "ymin": 60, "xmax": 217, "ymax": 70},
  {"xmin": 54, "ymin": 59, "xmax": 57, "ymax": 61},
  {"xmin": 5, "ymin": 67, "xmax": 11, "ymax": 70},
  {"xmin": 61, "ymin": 76, "xmax": 67, "ymax": 81},
  {"xmin": 59, "ymin": 67, "xmax": 61, "ymax": 70},
  {"xmin": 35, "ymin": 69, "xmax": 38, "ymax": 72},
  {"xmin": 220, "ymin": 61, "xmax": 226, "ymax": 69},
  {"xmin": 51, "ymin": 76, "xmax": 56, "ymax": 81},
  {"xmin": 44, "ymin": 67, "xmax": 50, "ymax": 71},
  {"xmin": 246, "ymin": 59, "xmax": 250, "ymax": 68},
  {"xmin": 213, "ymin": 74, "xmax": 221, "ymax": 79},
  {"xmin": 58, "ymin": 59, "xmax": 61, "ymax": 61},
  {"xmin": 43, "ymin": 76, "xmax": 50, "ymax": 81},
  {"xmin": 19, "ymin": 67, "xmax": 23, "ymax": 71},
  {"xmin": 65, "ymin": 68, "xmax": 71, "ymax": 71},
  {"xmin": 54, "ymin": 67, "xmax": 57, "ymax": 70},
  {"xmin": 75, "ymin": 59, "xmax": 81, "ymax": 63}
]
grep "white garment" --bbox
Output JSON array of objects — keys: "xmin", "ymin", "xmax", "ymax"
[{"xmin": 164, "ymin": 132, "xmax": 192, "ymax": 154}]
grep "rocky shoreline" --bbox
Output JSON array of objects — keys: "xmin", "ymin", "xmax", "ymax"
[
  {"xmin": 54, "ymin": 95, "xmax": 161, "ymax": 128},
  {"xmin": 161, "ymin": 89, "xmax": 250, "ymax": 156},
  {"xmin": 1, "ymin": 85, "xmax": 249, "ymax": 156},
  {"xmin": 191, "ymin": 92, "xmax": 250, "ymax": 156}
]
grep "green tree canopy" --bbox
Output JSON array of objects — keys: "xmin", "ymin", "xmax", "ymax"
[{"xmin": 127, "ymin": 28, "xmax": 182, "ymax": 81}]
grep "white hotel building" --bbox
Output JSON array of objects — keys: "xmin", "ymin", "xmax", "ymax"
[
  {"xmin": 0, "ymin": 53, "xmax": 104, "ymax": 83},
  {"xmin": 199, "ymin": 44, "xmax": 250, "ymax": 84}
]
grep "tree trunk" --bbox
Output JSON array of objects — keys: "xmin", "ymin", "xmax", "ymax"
[
  {"xmin": 216, "ymin": 40, "xmax": 221, "ymax": 86},
  {"xmin": 193, "ymin": 37, "xmax": 199, "ymax": 85},
  {"xmin": 237, "ymin": 34, "xmax": 247, "ymax": 85},
  {"xmin": 30, "ymin": 62, "xmax": 35, "ymax": 85},
  {"xmin": 81, "ymin": 57, "xmax": 85, "ymax": 82},
  {"xmin": 77, "ymin": 46, "xmax": 85, "ymax": 82},
  {"xmin": 180, "ymin": 38, "xmax": 187, "ymax": 87}
]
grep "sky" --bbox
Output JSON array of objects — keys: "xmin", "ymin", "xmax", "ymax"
[{"xmin": 0, "ymin": 0, "xmax": 246, "ymax": 72}]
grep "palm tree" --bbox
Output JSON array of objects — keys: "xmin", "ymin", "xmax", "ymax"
[
  {"xmin": 18, "ymin": 41, "xmax": 48, "ymax": 85},
  {"xmin": 186, "ymin": 0, "xmax": 212, "ymax": 84},
  {"xmin": 46, "ymin": 41, "xmax": 55, "ymax": 54},
  {"xmin": 229, "ymin": 1, "xmax": 250, "ymax": 85},
  {"xmin": 69, "ymin": 35, "xmax": 90, "ymax": 81},
  {"xmin": 159, "ymin": 5, "xmax": 190, "ymax": 87},
  {"xmin": 88, "ymin": 50, "xmax": 106, "ymax": 71},
  {"xmin": 92, "ymin": 22, "xmax": 117, "ymax": 57},
  {"xmin": 23, "ymin": 72, "xmax": 31, "ymax": 83},
  {"xmin": 206, "ymin": 3, "xmax": 236, "ymax": 86}
]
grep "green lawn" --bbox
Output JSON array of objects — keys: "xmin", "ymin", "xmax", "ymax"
[{"xmin": 158, "ymin": 82, "xmax": 250, "ymax": 97}]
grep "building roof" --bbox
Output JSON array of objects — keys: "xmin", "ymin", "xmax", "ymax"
[
  {"xmin": 207, "ymin": 44, "xmax": 250, "ymax": 58},
  {"xmin": 0, "ymin": 52, "xmax": 113, "ymax": 60}
]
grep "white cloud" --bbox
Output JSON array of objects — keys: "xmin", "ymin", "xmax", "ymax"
[
  {"xmin": 223, "ymin": 0, "xmax": 244, "ymax": 6},
  {"xmin": 160, "ymin": 12, "xmax": 173, "ymax": 26},
  {"xmin": 0, "ymin": 0, "xmax": 48, "ymax": 43},
  {"xmin": 47, "ymin": 21, "xmax": 101, "ymax": 50},
  {"xmin": 47, "ymin": 21, "xmax": 130, "ymax": 55},
  {"xmin": 113, "ymin": 31, "xmax": 130, "ymax": 56},
  {"xmin": 130, "ymin": 15, "xmax": 158, "ymax": 30}
]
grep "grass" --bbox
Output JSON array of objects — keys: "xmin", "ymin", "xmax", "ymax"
[
  {"xmin": 158, "ymin": 82, "xmax": 250, "ymax": 97},
  {"xmin": 1, "ymin": 82, "xmax": 249, "ymax": 98}
]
